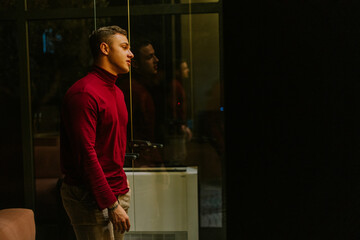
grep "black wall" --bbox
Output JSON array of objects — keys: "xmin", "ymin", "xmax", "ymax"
[{"xmin": 224, "ymin": 1, "xmax": 360, "ymax": 239}]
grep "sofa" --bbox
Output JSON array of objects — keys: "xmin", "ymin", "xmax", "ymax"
[{"xmin": 0, "ymin": 208, "xmax": 35, "ymax": 240}]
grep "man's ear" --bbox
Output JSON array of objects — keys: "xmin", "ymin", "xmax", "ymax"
[{"xmin": 99, "ymin": 42, "xmax": 110, "ymax": 56}]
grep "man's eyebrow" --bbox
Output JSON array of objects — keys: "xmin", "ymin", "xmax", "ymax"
[{"xmin": 120, "ymin": 42, "xmax": 129, "ymax": 45}]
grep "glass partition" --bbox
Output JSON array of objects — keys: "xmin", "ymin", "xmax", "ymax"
[
  {"xmin": 26, "ymin": 1, "xmax": 224, "ymax": 239},
  {"xmin": 120, "ymin": 4, "xmax": 224, "ymax": 239}
]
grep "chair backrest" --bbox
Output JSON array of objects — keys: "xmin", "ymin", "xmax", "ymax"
[{"xmin": 0, "ymin": 208, "xmax": 35, "ymax": 240}]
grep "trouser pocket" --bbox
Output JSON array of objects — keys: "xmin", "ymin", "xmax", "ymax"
[{"xmin": 117, "ymin": 189, "xmax": 131, "ymax": 212}]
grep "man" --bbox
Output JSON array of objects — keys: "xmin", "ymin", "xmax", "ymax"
[{"xmin": 60, "ymin": 25, "xmax": 134, "ymax": 240}]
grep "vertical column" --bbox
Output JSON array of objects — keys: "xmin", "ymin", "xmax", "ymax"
[{"xmin": 17, "ymin": 0, "xmax": 35, "ymax": 210}]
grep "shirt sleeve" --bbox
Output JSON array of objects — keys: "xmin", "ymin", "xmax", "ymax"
[{"xmin": 62, "ymin": 92, "xmax": 117, "ymax": 209}]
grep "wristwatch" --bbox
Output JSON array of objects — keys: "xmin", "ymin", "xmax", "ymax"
[{"xmin": 108, "ymin": 200, "xmax": 120, "ymax": 211}]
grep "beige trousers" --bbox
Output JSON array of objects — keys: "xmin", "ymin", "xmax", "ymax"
[{"xmin": 60, "ymin": 182, "xmax": 131, "ymax": 240}]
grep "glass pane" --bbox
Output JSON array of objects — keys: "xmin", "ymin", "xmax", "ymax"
[
  {"xmin": 114, "ymin": 8, "xmax": 224, "ymax": 240},
  {"xmin": 29, "ymin": 19, "xmax": 94, "ymax": 238},
  {"xmin": 24, "ymin": 3, "xmax": 223, "ymax": 240},
  {"xmin": 181, "ymin": 14, "xmax": 223, "ymax": 236},
  {"xmin": 0, "ymin": 21, "xmax": 24, "ymax": 208}
]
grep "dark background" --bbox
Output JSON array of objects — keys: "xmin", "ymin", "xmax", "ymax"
[{"xmin": 224, "ymin": 1, "xmax": 360, "ymax": 239}]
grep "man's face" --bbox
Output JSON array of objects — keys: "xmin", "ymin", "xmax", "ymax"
[
  {"xmin": 107, "ymin": 33, "xmax": 134, "ymax": 74},
  {"xmin": 136, "ymin": 44, "xmax": 159, "ymax": 76}
]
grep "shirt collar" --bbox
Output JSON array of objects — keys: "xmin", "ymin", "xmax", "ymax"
[{"xmin": 92, "ymin": 65, "xmax": 118, "ymax": 85}]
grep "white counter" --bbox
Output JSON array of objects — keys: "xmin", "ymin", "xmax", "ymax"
[{"xmin": 125, "ymin": 167, "xmax": 198, "ymax": 240}]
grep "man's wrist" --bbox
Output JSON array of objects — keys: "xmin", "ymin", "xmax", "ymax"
[{"xmin": 108, "ymin": 200, "xmax": 119, "ymax": 211}]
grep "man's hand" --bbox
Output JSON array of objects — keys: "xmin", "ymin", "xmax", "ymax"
[{"xmin": 108, "ymin": 202, "xmax": 130, "ymax": 234}]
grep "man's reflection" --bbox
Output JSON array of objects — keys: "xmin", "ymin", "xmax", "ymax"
[
  {"xmin": 167, "ymin": 60, "xmax": 188, "ymax": 125},
  {"xmin": 118, "ymin": 39, "xmax": 164, "ymax": 167},
  {"xmin": 118, "ymin": 40, "xmax": 195, "ymax": 167},
  {"xmin": 164, "ymin": 59, "xmax": 192, "ymax": 165}
]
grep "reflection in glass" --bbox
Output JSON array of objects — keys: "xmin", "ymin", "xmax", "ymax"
[
  {"xmin": 117, "ymin": 11, "xmax": 224, "ymax": 239},
  {"xmin": 30, "ymin": 19, "xmax": 95, "ymax": 134},
  {"xmin": 180, "ymin": 13, "xmax": 223, "ymax": 232}
]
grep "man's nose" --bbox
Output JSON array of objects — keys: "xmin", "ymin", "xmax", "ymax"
[{"xmin": 128, "ymin": 50, "xmax": 134, "ymax": 58}]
